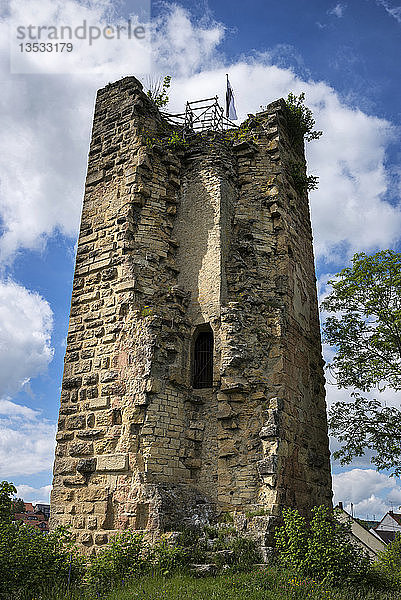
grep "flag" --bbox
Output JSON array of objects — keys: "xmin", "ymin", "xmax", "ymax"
[{"xmin": 226, "ymin": 75, "xmax": 238, "ymax": 120}]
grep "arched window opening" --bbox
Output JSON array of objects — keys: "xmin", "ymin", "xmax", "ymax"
[{"xmin": 192, "ymin": 326, "xmax": 213, "ymax": 389}]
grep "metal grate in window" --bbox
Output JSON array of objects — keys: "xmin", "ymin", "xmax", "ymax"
[{"xmin": 193, "ymin": 330, "xmax": 213, "ymax": 389}]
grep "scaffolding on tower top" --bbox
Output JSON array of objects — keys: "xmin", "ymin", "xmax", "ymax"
[{"xmin": 161, "ymin": 96, "xmax": 238, "ymax": 137}]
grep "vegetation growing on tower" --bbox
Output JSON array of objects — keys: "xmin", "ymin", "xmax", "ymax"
[{"xmin": 285, "ymin": 92, "xmax": 323, "ymax": 142}]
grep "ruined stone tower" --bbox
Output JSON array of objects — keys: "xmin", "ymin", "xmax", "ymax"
[{"xmin": 51, "ymin": 76, "xmax": 332, "ymax": 553}]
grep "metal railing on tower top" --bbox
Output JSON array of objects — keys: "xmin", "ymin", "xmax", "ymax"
[{"xmin": 160, "ymin": 96, "xmax": 238, "ymax": 137}]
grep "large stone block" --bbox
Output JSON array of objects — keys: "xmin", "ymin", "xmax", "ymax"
[
  {"xmin": 96, "ymin": 454, "xmax": 128, "ymax": 472},
  {"xmin": 76, "ymin": 458, "xmax": 97, "ymax": 474},
  {"xmin": 89, "ymin": 397, "xmax": 110, "ymax": 409},
  {"xmin": 257, "ymin": 456, "xmax": 278, "ymax": 476},
  {"xmin": 66, "ymin": 415, "xmax": 86, "ymax": 430},
  {"xmin": 62, "ymin": 376, "xmax": 82, "ymax": 390},
  {"xmin": 54, "ymin": 458, "xmax": 76, "ymax": 475}
]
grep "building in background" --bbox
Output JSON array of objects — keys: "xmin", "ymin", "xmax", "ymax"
[
  {"xmin": 335, "ymin": 503, "xmax": 386, "ymax": 560},
  {"xmin": 35, "ymin": 503, "xmax": 51, "ymax": 520},
  {"xmin": 370, "ymin": 511, "xmax": 401, "ymax": 545},
  {"xmin": 14, "ymin": 502, "xmax": 50, "ymax": 533}
]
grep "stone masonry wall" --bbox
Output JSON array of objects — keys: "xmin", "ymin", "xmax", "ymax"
[
  {"xmin": 51, "ymin": 76, "xmax": 332, "ymax": 554},
  {"xmin": 219, "ymin": 103, "xmax": 332, "ymax": 528}
]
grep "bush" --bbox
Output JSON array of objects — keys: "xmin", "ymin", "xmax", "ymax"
[
  {"xmin": 374, "ymin": 532, "xmax": 401, "ymax": 587},
  {"xmin": 146, "ymin": 75, "xmax": 171, "ymax": 107},
  {"xmin": 176, "ymin": 527, "xmax": 208, "ymax": 564},
  {"xmin": 275, "ymin": 507, "xmax": 308, "ymax": 573},
  {"xmin": 289, "ymin": 160, "xmax": 319, "ymax": 194},
  {"xmin": 0, "ymin": 522, "xmax": 83, "ymax": 599},
  {"xmin": 228, "ymin": 536, "xmax": 262, "ymax": 572},
  {"xmin": 176, "ymin": 523, "xmax": 261, "ymax": 573},
  {"xmin": 276, "ymin": 505, "xmax": 370, "ymax": 584},
  {"xmin": 285, "ymin": 92, "xmax": 322, "ymax": 142},
  {"xmin": 85, "ymin": 530, "xmax": 147, "ymax": 591},
  {"xmin": 151, "ymin": 539, "xmax": 190, "ymax": 575}
]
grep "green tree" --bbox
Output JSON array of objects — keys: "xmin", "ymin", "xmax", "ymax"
[
  {"xmin": 11, "ymin": 498, "xmax": 25, "ymax": 516},
  {"xmin": 0, "ymin": 481, "xmax": 17, "ymax": 523},
  {"xmin": 322, "ymin": 250, "xmax": 401, "ymax": 475},
  {"xmin": 329, "ymin": 393, "xmax": 401, "ymax": 475}
]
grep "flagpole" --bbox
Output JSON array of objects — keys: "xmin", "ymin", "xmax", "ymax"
[
  {"xmin": 225, "ymin": 73, "xmax": 229, "ymax": 118},
  {"xmin": 226, "ymin": 73, "xmax": 238, "ymax": 121}
]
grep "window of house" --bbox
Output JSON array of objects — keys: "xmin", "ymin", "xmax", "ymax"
[{"xmin": 192, "ymin": 326, "xmax": 213, "ymax": 389}]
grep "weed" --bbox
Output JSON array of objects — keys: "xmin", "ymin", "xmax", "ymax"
[
  {"xmin": 146, "ymin": 75, "xmax": 171, "ymax": 108},
  {"xmin": 245, "ymin": 508, "xmax": 270, "ymax": 518},
  {"xmin": 285, "ymin": 92, "xmax": 322, "ymax": 143},
  {"xmin": 141, "ymin": 306, "xmax": 153, "ymax": 317},
  {"xmin": 289, "ymin": 160, "xmax": 319, "ymax": 194}
]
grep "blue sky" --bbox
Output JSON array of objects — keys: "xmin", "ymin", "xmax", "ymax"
[{"xmin": 0, "ymin": 0, "xmax": 401, "ymax": 517}]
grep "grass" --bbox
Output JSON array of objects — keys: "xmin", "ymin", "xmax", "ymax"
[{"xmin": 22, "ymin": 568, "xmax": 401, "ymax": 600}]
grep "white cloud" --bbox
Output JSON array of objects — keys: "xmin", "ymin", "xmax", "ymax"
[
  {"xmin": 15, "ymin": 484, "xmax": 52, "ymax": 504},
  {"xmin": 0, "ymin": 0, "xmax": 152, "ymax": 262},
  {"xmin": 333, "ymin": 468, "xmax": 401, "ymax": 518},
  {"xmin": 0, "ymin": 280, "xmax": 54, "ymax": 396},
  {"xmin": 387, "ymin": 486, "xmax": 401, "ymax": 505},
  {"xmin": 0, "ymin": 399, "xmax": 56, "ymax": 478},
  {"xmin": 348, "ymin": 495, "xmax": 390, "ymax": 518},
  {"xmin": 376, "ymin": 0, "xmax": 401, "ymax": 23},
  {"xmin": 307, "ymin": 99, "xmax": 399, "ymax": 261},
  {"xmin": 333, "ymin": 468, "xmax": 396, "ymax": 504},
  {"xmin": 0, "ymin": 61, "xmax": 94, "ymax": 262},
  {"xmin": 151, "ymin": 5, "xmax": 225, "ymax": 77},
  {"xmin": 328, "ymin": 3, "xmax": 346, "ymax": 17},
  {"xmin": 0, "ymin": 399, "xmax": 38, "ymax": 420},
  {"xmin": 0, "ymin": 280, "xmax": 55, "ymax": 479}
]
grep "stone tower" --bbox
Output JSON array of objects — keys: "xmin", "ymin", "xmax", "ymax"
[{"xmin": 51, "ymin": 76, "xmax": 332, "ymax": 553}]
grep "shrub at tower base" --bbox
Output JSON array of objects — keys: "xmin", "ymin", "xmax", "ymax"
[
  {"xmin": 275, "ymin": 505, "xmax": 370, "ymax": 584},
  {"xmin": 0, "ymin": 523, "xmax": 84, "ymax": 598},
  {"xmin": 1, "ymin": 507, "xmax": 401, "ymax": 597}
]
